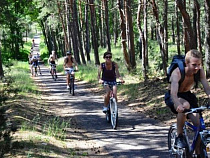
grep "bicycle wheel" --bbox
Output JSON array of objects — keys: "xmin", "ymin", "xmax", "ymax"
[
  {"xmin": 70, "ymin": 77, "xmax": 74, "ymax": 96},
  {"xmin": 106, "ymin": 106, "xmax": 111, "ymax": 123},
  {"xmin": 110, "ymin": 98, "xmax": 118, "ymax": 129},
  {"xmin": 35, "ymin": 67, "xmax": 38, "ymax": 76},
  {"xmin": 168, "ymin": 124, "xmax": 189, "ymax": 158},
  {"xmin": 200, "ymin": 143, "xmax": 208, "ymax": 158}
]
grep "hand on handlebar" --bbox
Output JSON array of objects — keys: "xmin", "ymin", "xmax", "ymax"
[{"xmin": 99, "ymin": 79, "xmax": 104, "ymax": 84}]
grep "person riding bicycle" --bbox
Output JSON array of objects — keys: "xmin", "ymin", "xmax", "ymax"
[
  {"xmin": 98, "ymin": 51, "xmax": 124, "ymax": 113},
  {"xmin": 48, "ymin": 51, "xmax": 57, "ymax": 75},
  {"xmin": 30, "ymin": 55, "xmax": 39, "ymax": 76},
  {"xmin": 63, "ymin": 51, "xmax": 78, "ymax": 89},
  {"xmin": 165, "ymin": 49, "xmax": 210, "ymax": 156}
]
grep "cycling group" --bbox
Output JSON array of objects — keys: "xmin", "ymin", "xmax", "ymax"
[
  {"xmin": 165, "ymin": 49, "xmax": 210, "ymax": 157},
  {"xmin": 29, "ymin": 45, "xmax": 42, "ymax": 77}
]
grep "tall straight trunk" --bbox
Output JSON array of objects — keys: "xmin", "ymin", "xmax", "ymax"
[
  {"xmin": 176, "ymin": 0, "xmax": 196, "ymax": 52},
  {"xmin": 194, "ymin": 0, "xmax": 202, "ymax": 54},
  {"xmin": 73, "ymin": 0, "xmax": 86, "ymax": 64},
  {"xmin": 143, "ymin": 0, "xmax": 148, "ymax": 68},
  {"xmin": 85, "ymin": 0, "xmax": 91, "ymax": 62},
  {"xmin": 103, "ymin": 0, "xmax": 111, "ymax": 51},
  {"xmin": 0, "ymin": 49, "xmax": 4, "ymax": 79},
  {"xmin": 125, "ymin": 0, "xmax": 136, "ymax": 69},
  {"xmin": 137, "ymin": 0, "xmax": 148, "ymax": 81},
  {"xmin": 163, "ymin": 0, "xmax": 168, "ymax": 62},
  {"xmin": 65, "ymin": 0, "xmax": 72, "ymax": 52},
  {"xmin": 57, "ymin": 0, "xmax": 69, "ymax": 52},
  {"xmin": 151, "ymin": 0, "xmax": 167, "ymax": 76},
  {"xmin": 204, "ymin": 0, "xmax": 210, "ymax": 77},
  {"xmin": 175, "ymin": 2, "xmax": 181, "ymax": 55},
  {"xmin": 118, "ymin": 0, "xmax": 131, "ymax": 71},
  {"xmin": 69, "ymin": 0, "xmax": 81, "ymax": 64},
  {"xmin": 89, "ymin": 0, "xmax": 100, "ymax": 65}
]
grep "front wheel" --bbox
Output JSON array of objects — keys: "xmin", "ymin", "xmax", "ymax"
[
  {"xmin": 110, "ymin": 98, "xmax": 118, "ymax": 129},
  {"xmin": 168, "ymin": 123, "xmax": 189, "ymax": 158}
]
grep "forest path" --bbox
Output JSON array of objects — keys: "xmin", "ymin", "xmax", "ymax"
[{"xmin": 32, "ymin": 35, "xmax": 171, "ymax": 158}]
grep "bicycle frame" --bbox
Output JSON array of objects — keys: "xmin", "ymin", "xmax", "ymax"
[{"xmin": 184, "ymin": 115, "xmax": 206, "ymax": 155}]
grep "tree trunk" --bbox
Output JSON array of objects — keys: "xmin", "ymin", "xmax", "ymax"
[
  {"xmin": 194, "ymin": 0, "xmax": 202, "ymax": 54},
  {"xmin": 89, "ymin": 0, "xmax": 100, "ymax": 65},
  {"xmin": 204, "ymin": 0, "xmax": 210, "ymax": 78},
  {"xmin": 137, "ymin": 0, "xmax": 148, "ymax": 81},
  {"xmin": 151, "ymin": 0, "xmax": 167, "ymax": 76},
  {"xmin": 103, "ymin": 0, "xmax": 111, "ymax": 51},
  {"xmin": 0, "ymin": 49, "xmax": 4, "ymax": 79},
  {"xmin": 175, "ymin": 2, "xmax": 181, "ymax": 55},
  {"xmin": 57, "ymin": 0, "xmax": 69, "ymax": 52},
  {"xmin": 73, "ymin": 0, "xmax": 86, "ymax": 65},
  {"xmin": 176, "ymin": 0, "xmax": 196, "ymax": 52},
  {"xmin": 85, "ymin": 0, "xmax": 91, "ymax": 62},
  {"xmin": 118, "ymin": 0, "xmax": 131, "ymax": 71},
  {"xmin": 125, "ymin": 0, "xmax": 136, "ymax": 69}
]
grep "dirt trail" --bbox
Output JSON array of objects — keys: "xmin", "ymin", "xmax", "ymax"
[{"xmin": 32, "ymin": 36, "xmax": 171, "ymax": 158}]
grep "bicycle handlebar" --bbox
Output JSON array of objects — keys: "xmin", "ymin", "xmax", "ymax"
[{"xmin": 183, "ymin": 105, "xmax": 209, "ymax": 115}]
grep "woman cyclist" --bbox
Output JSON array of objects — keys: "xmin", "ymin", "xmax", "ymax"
[{"xmin": 98, "ymin": 51, "xmax": 124, "ymax": 113}]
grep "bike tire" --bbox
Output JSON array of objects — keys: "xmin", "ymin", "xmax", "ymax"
[
  {"xmin": 200, "ymin": 142, "xmax": 208, "ymax": 158},
  {"xmin": 35, "ymin": 67, "xmax": 38, "ymax": 76},
  {"xmin": 70, "ymin": 77, "xmax": 74, "ymax": 96},
  {"xmin": 168, "ymin": 124, "xmax": 191, "ymax": 158},
  {"xmin": 106, "ymin": 106, "xmax": 111, "ymax": 123},
  {"xmin": 110, "ymin": 98, "xmax": 118, "ymax": 129}
]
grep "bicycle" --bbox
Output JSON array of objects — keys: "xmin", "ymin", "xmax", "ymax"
[
  {"xmin": 168, "ymin": 104, "xmax": 210, "ymax": 158},
  {"xmin": 103, "ymin": 81, "xmax": 123, "ymax": 129},
  {"xmin": 65, "ymin": 68, "xmax": 77, "ymax": 96},
  {"xmin": 50, "ymin": 64, "xmax": 57, "ymax": 81}
]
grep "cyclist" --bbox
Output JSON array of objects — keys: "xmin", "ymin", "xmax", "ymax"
[
  {"xmin": 165, "ymin": 49, "xmax": 210, "ymax": 157},
  {"xmin": 98, "ymin": 51, "xmax": 124, "ymax": 113},
  {"xmin": 30, "ymin": 55, "xmax": 39, "ymax": 76},
  {"xmin": 63, "ymin": 51, "xmax": 78, "ymax": 89},
  {"xmin": 48, "ymin": 50, "xmax": 57, "ymax": 75}
]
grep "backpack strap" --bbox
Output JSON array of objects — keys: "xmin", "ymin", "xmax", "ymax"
[{"xmin": 177, "ymin": 60, "xmax": 185, "ymax": 85}]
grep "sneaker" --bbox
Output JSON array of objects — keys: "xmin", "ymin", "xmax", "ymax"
[
  {"xmin": 175, "ymin": 134, "xmax": 187, "ymax": 148},
  {"xmin": 102, "ymin": 107, "xmax": 108, "ymax": 113}
]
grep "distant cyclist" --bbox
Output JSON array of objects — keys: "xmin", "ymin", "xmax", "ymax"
[
  {"xmin": 63, "ymin": 52, "xmax": 78, "ymax": 89},
  {"xmin": 48, "ymin": 50, "xmax": 57, "ymax": 73},
  {"xmin": 30, "ymin": 54, "xmax": 41, "ymax": 76},
  {"xmin": 98, "ymin": 51, "xmax": 124, "ymax": 113}
]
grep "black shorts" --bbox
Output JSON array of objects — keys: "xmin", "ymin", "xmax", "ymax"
[{"xmin": 164, "ymin": 91, "xmax": 198, "ymax": 114}]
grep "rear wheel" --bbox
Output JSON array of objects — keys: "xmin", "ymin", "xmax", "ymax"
[{"xmin": 110, "ymin": 98, "xmax": 118, "ymax": 129}]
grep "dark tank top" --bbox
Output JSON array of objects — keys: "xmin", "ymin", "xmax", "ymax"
[{"xmin": 101, "ymin": 62, "xmax": 116, "ymax": 82}]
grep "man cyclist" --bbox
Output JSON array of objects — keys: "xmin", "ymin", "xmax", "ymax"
[
  {"xmin": 48, "ymin": 50, "xmax": 57, "ymax": 76},
  {"xmin": 165, "ymin": 49, "xmax": 210, "ymax": 157},
  {"xmin": 98, "ymin": 51, "xmax": 124, "ymax": 113},
  {"xmin": 63, "ymin": 51, "xmax": 78, "ymax": 89}
]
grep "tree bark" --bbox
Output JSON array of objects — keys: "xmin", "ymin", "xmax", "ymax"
[
  {"xmin": 118, "ymin": 0, "xmax": 131, "ymax": 71},
  {"xmin": 204, "ymin": 0, "xmax": 210, "ymax": 78},
  {"xmin": 176, "ymin": 0, "xmax": 196, "ymax": 52},
  {"xmin": 0, "ymin": 49, "xmax": 4, "ymax": 79},
  {"xmin": 89, "ymin": 0, "xmax": 100, "ymax": 65}
]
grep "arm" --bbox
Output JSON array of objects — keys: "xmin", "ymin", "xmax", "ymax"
[
  {"xmin": 98, "ymin": 65, "xmax": 103, "ymax": 83},
  {"xmin": 72, "ymin": 58, "xmax": 78, "ymax": 70},
  {"xmin": 199, "ymin": 68, "xmax": 210, "ymax": 98},
  {"xmin": 170, "ymin": 68, "xmax": 184, "ymax": 112},
  {"xmin": 63, "ymin": 58, "xmax": 66, "ymax": 70}
]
